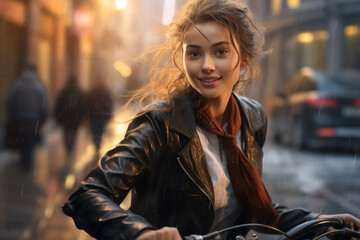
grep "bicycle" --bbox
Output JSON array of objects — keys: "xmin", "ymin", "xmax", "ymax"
[{"xmin": 184, "ymin": 217, "xmax": 360, "ymax": 240}]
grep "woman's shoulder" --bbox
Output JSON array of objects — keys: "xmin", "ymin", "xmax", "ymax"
[
  {"xmin": 233, "ymin": 94, "xmax": 265, "ymax": 114},
  {"xmin": 134, "ymin": 95, "xmax": 195, "ymax": 137},
  {"xmin": 134, "ymin": 96, "xmax": 175, "ymax": 123},
  {"xmin": 143, "ymin": 95, "xmax": 193, "ymax": 114},
  {"xmin": 233, "ymin": 93, "xmax": 267, "ymax": 133}
]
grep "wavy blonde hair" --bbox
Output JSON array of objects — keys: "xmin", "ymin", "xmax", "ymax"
[{"xmin": 126, "ymin": 0, "xmax": 265, "ymax": 112}]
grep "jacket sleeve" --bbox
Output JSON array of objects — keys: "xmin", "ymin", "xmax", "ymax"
[
  {"xmin": 275, "ymin": 203, "xmax": 320, "ymax": 231},
  {"xmin": 62, "ymin": 112, "xmax": 167, "ymax": 239}
]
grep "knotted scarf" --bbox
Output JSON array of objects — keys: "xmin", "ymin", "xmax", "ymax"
[{"xmin": 196, "ymin": 95, "xmax": 279, "ymax": 226}]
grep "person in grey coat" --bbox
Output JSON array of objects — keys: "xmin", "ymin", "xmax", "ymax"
[{"xmin": 6, "ymin": 64, "xmax": 49, "ymax": 171}]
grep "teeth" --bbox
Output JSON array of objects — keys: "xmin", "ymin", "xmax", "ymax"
[{"xmin": 202, "ymin": 79, "xmax": 217, "ymax": 82}]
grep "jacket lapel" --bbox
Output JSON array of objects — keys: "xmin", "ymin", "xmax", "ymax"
[
  {"xmin": 169, "ymin": 96, "xmax": 215, "ymax": 206},
  {"xmin": 177, "ymin": 136, "xmax": 215, "ymax": 208}
]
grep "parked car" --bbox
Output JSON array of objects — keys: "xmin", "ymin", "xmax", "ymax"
[{"xmin": 270, "ymin": 67, "xmax": 360, "ymax": 151}]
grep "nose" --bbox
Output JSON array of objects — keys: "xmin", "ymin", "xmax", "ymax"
[{"xmin": 202, "ymin": 54, "xmax": 215, "ymax": 73}]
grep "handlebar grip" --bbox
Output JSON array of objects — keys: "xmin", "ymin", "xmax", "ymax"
[
  {"xmin": 341, "ymin": 217, "xmax": 355, "ymax": 229},
  {"xmin": 278, "ymin": 217, "xmax": 355, "ymax": 240},
  {"xmin": 344, "ymin": 228, "xmax": 360, "ymax": 238}
]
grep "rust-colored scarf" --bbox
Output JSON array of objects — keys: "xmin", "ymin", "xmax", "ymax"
[{"xmin": 196, "ymin": 95, "xmax": 279, "ymax": 226}]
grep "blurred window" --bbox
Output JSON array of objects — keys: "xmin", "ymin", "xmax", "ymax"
[
  {"xmin": 286, "ymin": 30, "xmax": 328, "ymax": 74},
  {"xmin": 271, "ymin": 0, "xmax": 282, "ymax": 14},
  {"xmin": 344, "ymin": 24, "xmax": 360, "ymax": 72},
  {"xmin": 287, "ymin": 0, "xmax": 301, "ymax": 9}
]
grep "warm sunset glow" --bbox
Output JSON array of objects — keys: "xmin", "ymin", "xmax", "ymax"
[{"xmin": 115, "ymin": 0, "xmax": 128, "ymax": 10}]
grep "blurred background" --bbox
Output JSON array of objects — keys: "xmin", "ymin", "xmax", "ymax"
[{"xmin": 0, "ymin": 0, "xmax": 359, "ymax": 239}]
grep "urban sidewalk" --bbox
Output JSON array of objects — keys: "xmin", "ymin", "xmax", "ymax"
[
  {"xmin": 0, "ymin": 109, "xmax": 134, "ymax": 240},
  {"xmin": 0, "ymin": 119, "xmax": 100, "ymax": 240},
  {"xmin": 38, "ymin": 109, "xmax": 133, "ymax": 240}
]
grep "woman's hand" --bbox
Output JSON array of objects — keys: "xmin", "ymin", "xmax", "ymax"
[
  {"xmin": 136, "ymin": 227, "xmax": 182, "ymax": 240},
  {"xmin": 317, "ymin": 213, "xmax": 360, "ymax": 230}
]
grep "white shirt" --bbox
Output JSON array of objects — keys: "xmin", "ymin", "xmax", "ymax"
[{"xmin": 196, "ymin": 124, "xmax": 242, "ymax": 238}]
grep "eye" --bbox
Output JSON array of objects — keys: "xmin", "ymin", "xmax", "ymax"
[
  {"xmin": 216, "ymin": 49, "xmax": 228, "ymax": 56},
  {"xmin": 187, "ymin": 51, "xmax": 201, "ymax": 59}
]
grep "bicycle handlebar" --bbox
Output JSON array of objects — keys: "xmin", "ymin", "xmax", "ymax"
[
  {"xmin": 185, "ymin": 223, "xmax": 289, "ymax": 240},
  {"xmin": 278, "ymin": 217, "xmax": 355, "ymax": 240},
  {"xmin": 184, "ymin": 217, "xmax": 359, "ymax": 240}
]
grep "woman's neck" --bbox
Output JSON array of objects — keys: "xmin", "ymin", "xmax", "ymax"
[{"xmin": 208, "ymin": 96, "xmax": 231, "ymax": 127}]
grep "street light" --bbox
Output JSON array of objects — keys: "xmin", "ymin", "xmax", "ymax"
[
  {"xmin": 73, "ymin": 8, "xmax": 93, "ymax": 35},
  {"xmin": 115, "ymin": 0, "xmax": 128, "ymax": 10}
]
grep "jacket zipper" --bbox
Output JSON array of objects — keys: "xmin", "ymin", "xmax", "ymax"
[{"xmin": 177, "ymin": 156, "xmax": 214, "ymax": 210}]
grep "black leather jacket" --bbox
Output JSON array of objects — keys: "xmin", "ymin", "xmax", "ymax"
[{"xmin": 63, "ymin": 94, "xmax": 318, "ymax": 240}]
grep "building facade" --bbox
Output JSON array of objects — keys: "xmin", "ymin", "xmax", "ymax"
[
  {"xmin": 0, "ymin": 0, "xmax": 123, "ymax": 148},
  {"xmin": 248, "ymin": 0, "xmax": 360, "ymax": 103},
  {"xmin": 0, "ymin": 0, "xmax": 190, "ymax": 149}
]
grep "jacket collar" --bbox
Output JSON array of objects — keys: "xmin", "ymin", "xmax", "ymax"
[
  {"xmin": 233, "ymin": 93, "xmax": 254, "ymax": 135},
  {"xmin": 169, "ymin": 93, "xmax": 254, "ymax": 138},
  {"xmin": 169, "ymin": 95, "xmax": 196, "ymax": 138}
]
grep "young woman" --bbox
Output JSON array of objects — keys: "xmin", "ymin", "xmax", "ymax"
[{"xmin": 62, "ymin": 0, "xmax": 360, "ymax": 239}]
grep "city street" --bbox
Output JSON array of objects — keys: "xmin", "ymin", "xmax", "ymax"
[
  {"xmin": 0, "ymin": 109, "xmax": 133, "ymax": 240},
  {"xmin": 0, "ymin": 111, "xmax": 359, "ymax": 239},
  {"xmin": 0, "ymin": 122, "xmax": 97, "ymax": 240},
  {"xmin": 262, "ymin": 142, "xmax": 360, "ymax": 217}
]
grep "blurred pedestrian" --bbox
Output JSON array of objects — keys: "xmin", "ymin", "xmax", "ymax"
[
  {"xmin": 5, "ymin": 64, "xmax": 49, "ymax": 171},
  {"xmin": 54, "ymin": 75, "xmax": 88, "ymax": 159},
  {"xmin": 87, "ymin": 78, "xmax": 114, "ymax": 157}
]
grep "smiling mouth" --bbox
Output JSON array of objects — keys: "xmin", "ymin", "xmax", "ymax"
[{"xmin": 199, "ymin": 77, "xmax": 221, "ymax": 83}]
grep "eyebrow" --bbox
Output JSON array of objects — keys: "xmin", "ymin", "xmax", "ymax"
[{"xmin": 185, "ymin": 41, "xmax": 230, "ymax": 49}]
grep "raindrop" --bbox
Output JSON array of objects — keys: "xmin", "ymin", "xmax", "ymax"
[
  {"xmin": 305, "ymin": 194, "xmax": 309, "ymax": 203},
  {"xmin": 353, "ymin": 152, "xmax": 357, "ymax": 166},
  {"xmin": 317, "ymin": 106, "xmax": 322, "ymax": 115},
  {"xmin": 20, "ymin": 183, "xmax": 24, "ymax": 197}
]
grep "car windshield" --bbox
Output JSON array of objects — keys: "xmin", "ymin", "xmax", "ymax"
[{"xmin": 315, "ymin": 72, "xmax": 360, "ymax": 95}]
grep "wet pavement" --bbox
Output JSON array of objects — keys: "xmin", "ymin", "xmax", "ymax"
[
  {"xmin": 0, "ymin": 109, "xmax": 133, "ymax": 240},
  {"xmin": 0, "ymin": 122, "xmax": 95, "ymax": 240},
  {"xmin": 262, "ymin": 142, "xmax": 360, "ymax": 217}
]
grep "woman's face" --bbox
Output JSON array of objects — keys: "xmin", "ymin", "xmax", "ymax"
[{"xmin": 182, "ymin": 21, "xmax": 243, "ymax": 104}]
